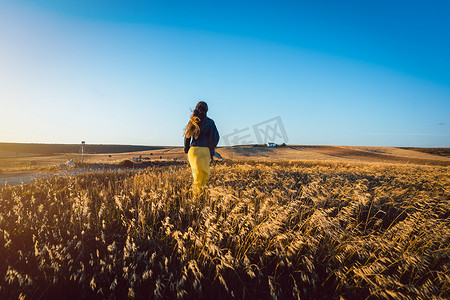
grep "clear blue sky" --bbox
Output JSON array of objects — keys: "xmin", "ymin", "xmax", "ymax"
[{"xmin": 1, "ymin": 0, "xmax": 449, "ymax": 147}]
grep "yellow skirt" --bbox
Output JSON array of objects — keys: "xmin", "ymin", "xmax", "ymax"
[{"xmin": 188, "ymin": 146, "xmax": 210, "ymax": 191}]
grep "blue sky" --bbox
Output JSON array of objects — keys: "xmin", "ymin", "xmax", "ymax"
[{"xmin": 0, "ymin": 0, "xmax": 449, "ymax": 147}]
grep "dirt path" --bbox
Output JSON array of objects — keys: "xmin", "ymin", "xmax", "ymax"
[
  {"xmin": 0, "ymin": 171, "xmax": 41, "ymax": 186},
  {"xmin": 0, "ymin": 161, "xmax": 189, "ymax": 187},
  {"xmin": 0, "ymin": 168, "xmax": 100, "ymax": 187}
]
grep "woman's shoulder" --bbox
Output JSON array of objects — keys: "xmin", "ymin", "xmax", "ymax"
[{"xmin": 205, "ymin": 117, "xmax": 216, "ymax": 126}]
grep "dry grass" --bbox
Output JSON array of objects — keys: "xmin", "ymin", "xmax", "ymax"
[{"xmin": 0, "ymin": 160, "xmax": 449, "ymax": 299}]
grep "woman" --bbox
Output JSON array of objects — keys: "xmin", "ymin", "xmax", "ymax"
[{"xmin": 184, "ymin": 101, "xmax": 220, "ymax": 192}]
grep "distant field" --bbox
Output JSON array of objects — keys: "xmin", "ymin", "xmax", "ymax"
[
  {"xmin": 1, "ymin": 143, "xmax": 449, "ymax": 175},
  {"xmin": 217, "ymin": 145, "xmax": 450, "ymax": 166},
  {"xmin": 0, "ymin": 143, "xmax": 165, "ymax": 156},
  {"xmin": 400, "ymin": 147, "xmax": 450, "ymax": 157},
  {"xmin": 0, "ymin": 143, "xmax": 170, "ymax": 173}
]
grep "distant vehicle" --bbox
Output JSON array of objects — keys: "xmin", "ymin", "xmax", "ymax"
[{"xmin": 267, "ymin": 142, "xmax": 278, "ymax": 148}]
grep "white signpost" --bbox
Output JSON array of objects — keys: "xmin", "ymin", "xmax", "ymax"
[{"xmin": 81, "ymin": 141, "xmax": 85, "ymax": 164}]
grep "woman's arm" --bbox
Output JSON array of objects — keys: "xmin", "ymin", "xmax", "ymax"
[
  {"xmin": 184, "ymin": 136, "xmax": 191, "ymax": 153},
  {"xmin": 208, "ymin": 122, "xmax": 220, "ymax": 158},
  {"xmin": 213, "ymin": 124, "xmax": 219, "ymax": 147}
]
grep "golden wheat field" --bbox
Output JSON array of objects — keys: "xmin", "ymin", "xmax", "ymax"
[{"xmin": 0, "ymin": 160, "xmax": 449, "ymax": 299}]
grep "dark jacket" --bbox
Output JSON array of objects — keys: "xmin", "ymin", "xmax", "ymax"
[{"xmin": 184, "ymin": 117, "xmax": 220, "ymax": 158}]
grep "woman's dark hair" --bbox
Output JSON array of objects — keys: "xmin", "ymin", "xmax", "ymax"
[{"xmin": 184, "ymin": 101, "xmax": 208, "ymax": 139}]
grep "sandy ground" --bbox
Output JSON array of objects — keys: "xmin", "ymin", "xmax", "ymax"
[{"xmin": 1, "ymin": 145, "xmax": 448, "ymax": 187}]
